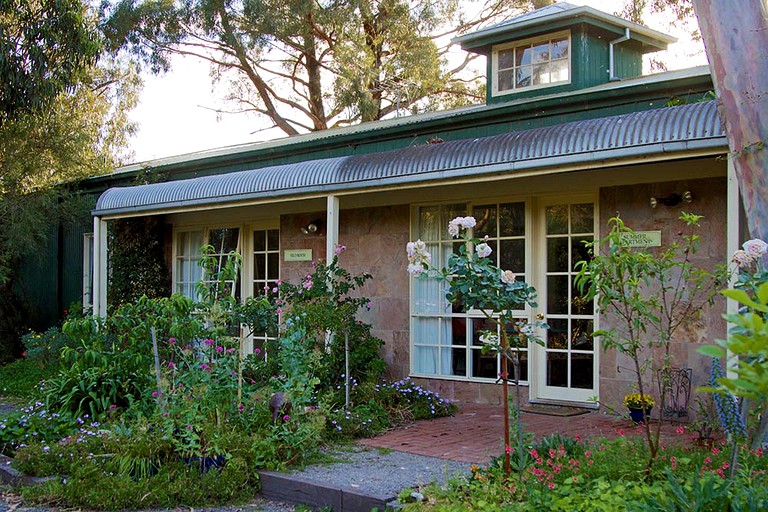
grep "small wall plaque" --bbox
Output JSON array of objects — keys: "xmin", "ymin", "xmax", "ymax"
[
  {"xmin": 621, "ymin": 231, "xmax": 662, "ymax": 247},
  {"xmin": 284, "ymin": 249, "xmax": 313, "ymax": 261}
]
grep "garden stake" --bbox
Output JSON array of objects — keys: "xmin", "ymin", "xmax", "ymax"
[
  {"xmin": 151, "ymin": 327, "xmax": 163, "ymax": 404},
  {"xmin": 500, "ymin": 328, "xmax": 511, "ymax": 475},
  {"xmin": 345, "ymin": 329, "xmax": 350, "ymax": 409}
]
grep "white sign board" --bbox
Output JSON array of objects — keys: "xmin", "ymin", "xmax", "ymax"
[
  {"xmin": 621, "ymin": 231, "xmax": 662, "ymax": 247},
  {"xmin": 284, "ymin": 249, "xmax": 313, "ymax": 261}
]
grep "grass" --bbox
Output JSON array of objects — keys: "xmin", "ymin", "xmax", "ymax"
[{"xmin": 0, "ymin": 358, "xmax": 55, "ymax": 400}]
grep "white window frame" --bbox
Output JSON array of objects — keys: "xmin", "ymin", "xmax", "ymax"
[
  {"xmin": 409, "ymin": 200, "xmax": 533, "ymax": 384},
  {"xmin": 171, "ymin": 222, "xmax": 280, "ymax": 355},
  {"xmin": 491, "ymin": 30, "xmax": 571, "ymax": 97}
]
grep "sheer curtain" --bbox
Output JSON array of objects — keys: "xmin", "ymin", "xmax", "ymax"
[{"xmin": 177, "ymin": 230, "xmax": 204, "ymax": 300}]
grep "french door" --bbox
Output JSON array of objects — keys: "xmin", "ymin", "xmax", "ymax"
[{"xmin": 534, "ymin": 199, "xmax": 597, "ymax": 403}]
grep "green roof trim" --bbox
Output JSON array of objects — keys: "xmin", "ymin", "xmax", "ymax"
[{"xmin": 454, "ymin": 2, "xmax": 675, "ymax": 52}]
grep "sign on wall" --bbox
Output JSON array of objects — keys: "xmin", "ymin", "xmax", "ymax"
[
  {"xmin": 620, "ymin": 231, "xmax": 662, "ymax": 247},
  {"xmin": 284, "ymin": 249, "xmax": 313, "ymax": 261}
]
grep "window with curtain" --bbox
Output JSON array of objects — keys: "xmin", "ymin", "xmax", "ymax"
[
  {"xmin": 174, "ymin": 227, "xmax": 240, "ymax": 301},
  {"xmin": 251, "ymin": 228, "xmax": 280, "ymax": 352},
  {"xmin": 411, "ymin": 202, "xmax": 530, "ymax": 382}
]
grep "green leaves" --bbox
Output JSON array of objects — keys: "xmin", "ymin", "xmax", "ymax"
[{"xmin": 0, "ymin": 0, "xmax": 101, "ymax": 125}]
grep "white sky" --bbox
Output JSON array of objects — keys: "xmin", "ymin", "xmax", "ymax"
[{"xmin": 127, "ymin": 0, "xmax": 708, "ymax": 163}]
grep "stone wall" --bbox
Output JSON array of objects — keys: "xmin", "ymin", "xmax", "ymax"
[
  {"xmin": 280, "ymin": 205, "xmax": 411, "ymax": 380},
  {"xmin": 597, "ymin": 177, "xmax": 728, "ymax": 417}
]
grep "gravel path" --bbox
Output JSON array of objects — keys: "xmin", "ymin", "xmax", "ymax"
[{"xmin": 290, "ymin": 445, "xmax": 470, "ymax": 501}]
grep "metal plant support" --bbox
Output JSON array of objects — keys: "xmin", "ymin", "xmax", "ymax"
[{"xmin": 656, "ymin": 367, "xmax": 692, "ymax": 418}]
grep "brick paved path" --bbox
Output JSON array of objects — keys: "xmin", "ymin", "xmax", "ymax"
[{"xmin": 360, "ymin": 403, "xmax": 681, "ymax": 464}]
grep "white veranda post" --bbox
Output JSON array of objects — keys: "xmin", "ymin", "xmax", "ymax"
[{"xmin": 92, "ymin": 216, "xmax": 109, "ymax": 318}]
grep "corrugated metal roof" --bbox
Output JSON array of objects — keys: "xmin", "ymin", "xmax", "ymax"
[
  {"xmin": 104, "ymin": 66, "xmax": 709, "ymax": 177},
  {"xmin": 94, "ymin": 101, "xmax": 726, "ymax": 217}
]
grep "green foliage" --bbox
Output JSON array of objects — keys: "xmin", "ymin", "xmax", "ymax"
[
  {"xmin": 702, "ymin": 282, "xmax": 768, "ymax": 401},
  {"xmin": 0, "ymin": 0, "xmax": 101, "ymax": 125},
  {"xmin": 633, "ymin": 468, "xmax": 731, "ymax": 512},
  {"xmin": 373, "ymin": 378, "xmax": 457, "ymax": 420},
  {"xmin": 108, "ymin": 216, "xmax": 171, "ymax": 309},
  {"xmin": 0, "ymin": 358, "xmax": 55, "ymax": 399},
  {"xmin": 0, "ymin": 401, "xmax": 81, "ymax": 455},
  {"xmin": 43, "ymin": 295, "xmax": 202, "ymax": 420},
  {"xmin": 272, "ymin": 319, "xmax": 321, "ymax": 408},
  {"xmin": 401, "ymin": 433, "xmax": 768, "ymax": 512},
  {"xmin": 21, "ymin": 455, "xmax": 256, "ymax": 510},
  {"xmin": 701, "ymin": 244, "xmax": 768, "ymax": 450},
  {"xmin": 157, "ymin": 335, "xmax": 245, "ymax": 457},
  {"xmin": 0, "ymin": 48, "xmax": 139, "ymax": 356},
  {"xmin": 276, "ymin": 256, "xmax": 386, "ymax": 394},
  {"xmin": 21, "ymin": 327, "xmax": 76, "ymax": 369},
  {"xmin": 100, "ymin": 0, "xmax": 522, "ymax": 135},
  {"xmin": 325, "ymin": 401, "xmax": 391, "ymax": 439}
]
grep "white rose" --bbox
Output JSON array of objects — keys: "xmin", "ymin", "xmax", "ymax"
[
  {"xmin": 743, "ymin": 239, "xmax": 768, "ymax": 260},
  {"xmin": 501, "ymin": 270, "xmax": 516, "ymax": 284},
  {"xmin": 732, "ymin": 249, "xmax": 751, "ymax": 269},
  {"xmin": 476, "ymin": 242, "xmax": 492, "ymax": 258}
]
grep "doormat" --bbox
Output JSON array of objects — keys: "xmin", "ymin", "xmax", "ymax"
[{"xmin": 520, "ymin": 404, "xmax": 592, "ymax": 417}]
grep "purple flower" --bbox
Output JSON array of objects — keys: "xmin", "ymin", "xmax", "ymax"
[
  {"xmin": 282, "ymin": 414, "xmax": 291, "ymax": 422},
  {"xmin": 203, "ymin": 338, "xmax": 214, "ymax": 346},
  {"xmin": 201, "ymin": 363, "xmax": 211, "ymax": 371},
  {"xmin": 168, "ymin": 337, "xmax": 176, "ymax": 344},
  {"xmin": 254, "ymin": 348, "xmax": 262, "ymax": 355},
  {"xmin": 216, "ymin": 345, "xmax": 224, "ymax": 353},
  {"xmin": 167, "ymin": 361, "xmax": 176, "ymax": 369},
  {"xmin": 151, "ymin": 391, "xmax": 159, "ymax": 398}
]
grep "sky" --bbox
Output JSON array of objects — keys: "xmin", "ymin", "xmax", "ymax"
[{"xmin": 126, "ymin": 0, "xmax": 709, "ymax": 164}]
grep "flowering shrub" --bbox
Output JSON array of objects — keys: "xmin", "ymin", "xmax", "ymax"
[
  {"xmin": 702, "ymin": 237, "xmax": 768, "ymax": 457},
  {"xmin": 325, "ymin": 402, "xmax": 390, "ymax": 439},
  {"xmin": 275, "ymin": 255, "xmax": 386, "ymax": 394},
  {"xmin": 158, "ymin": 334, "xmax": 245, "ymax": 457},
  {"xmin": 375, "ymin": 378, "xmax": 456, "ymax": 420},
  {"xmin": 21, "ymin": 327, "xmax": 76, "ymax": 368},
  {"xmin": 402, "ymin": 432, "xmax": 768, "ymax": 511},
  {"xmin": 624, "ymin": 393, "xmax": 656, "ymax": 410},
  {"xmin": 0, "ymin": 402, "xmax": 81, "ymax": 455},
  {"xmin": 408, "ymin": 216, "xmax": 541, "ymax": 474}
]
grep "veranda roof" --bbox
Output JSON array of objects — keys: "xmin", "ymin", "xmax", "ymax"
[{"xmin": 93, "ymin": 100, "xmax": 726, "ymax": 218}]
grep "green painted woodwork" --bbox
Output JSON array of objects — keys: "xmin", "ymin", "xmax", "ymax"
[
  {"xmin": 15, "ymin": 225, "xmax": 59, "ymax": 329},
  {"xmin": 485, "ymin": 24, "xmax": 644, "ymax": 104}
]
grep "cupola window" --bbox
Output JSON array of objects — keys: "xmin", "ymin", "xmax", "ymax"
[{"xmin": 493, "ymin": 30, "xmax": 570, "ymax": 96}]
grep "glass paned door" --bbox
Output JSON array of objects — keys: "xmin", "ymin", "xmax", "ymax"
[{"xmin": 537, "ymin": 201, "xmax": 596, "ymax": 402}]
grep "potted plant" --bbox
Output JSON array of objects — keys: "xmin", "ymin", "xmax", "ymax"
[{"xmin": 624, "ymin": 393, "xmax": 655, "ymax": 423}]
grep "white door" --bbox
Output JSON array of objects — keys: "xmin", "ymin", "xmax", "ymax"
[{"xmin": 535, "ymin": 200, "xmax": 597, "ymax": 403}]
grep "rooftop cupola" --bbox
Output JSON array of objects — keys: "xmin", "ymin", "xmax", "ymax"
[{"xmin": 453, "ymin": 2, "xmax": 676, "ymax": 104}]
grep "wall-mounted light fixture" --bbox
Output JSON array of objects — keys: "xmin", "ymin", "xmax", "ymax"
[
  {"xmin": 650, "ymin": 191, "xmax": 693, "ymax": 209},
  {"xmin": 301, "ymin": 219, "xmax": 323, "ymax": 235}
]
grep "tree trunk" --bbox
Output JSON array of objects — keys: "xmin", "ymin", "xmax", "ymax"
[{"xmin": 691, "ymin": 0, "xmax": 768, "ymax": 240}]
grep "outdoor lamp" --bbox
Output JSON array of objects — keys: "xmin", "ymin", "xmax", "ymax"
[
  {"xmin": 650, "ymin": 190, "xmax": 693, "ymax": 208},
  {"xmin": 301, "ymin": 219, "xmax": 322, "ymax": 235}
]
